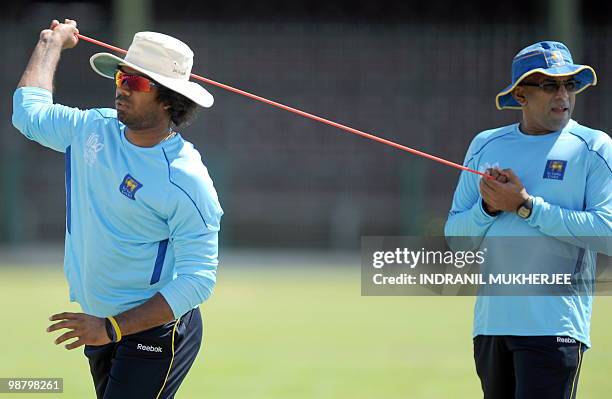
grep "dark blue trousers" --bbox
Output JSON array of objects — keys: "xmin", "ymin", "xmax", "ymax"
[
  {"xmin": 474, "ymin": 335, "xmax": 586, "ymax": 399},
  {"xmin": 84, "ymin": 308, "xmax": 202, "ymax": 399}
]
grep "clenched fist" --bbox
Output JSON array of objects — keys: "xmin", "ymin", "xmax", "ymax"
[{"xmin": 40, "ymin": 19, "xmax": 79, "ymax": 49}]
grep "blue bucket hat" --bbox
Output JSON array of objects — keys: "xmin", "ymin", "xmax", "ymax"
[{"xmin": 495, "ymin": 41, "xmax": 597, "ymax": 110}]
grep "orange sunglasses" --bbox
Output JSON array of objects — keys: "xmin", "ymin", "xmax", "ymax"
[{"xmin": 114, "ymin": 70, "xmax": 158, "ymax": 92}]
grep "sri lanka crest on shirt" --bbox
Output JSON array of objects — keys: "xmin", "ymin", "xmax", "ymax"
[
  {"xmin": 119, "ymin": 174, "xmax": 143, "ymax": 200},
  {"xmin": 543, "ymin": 160, "xmax": 567, "ymax": 180}
]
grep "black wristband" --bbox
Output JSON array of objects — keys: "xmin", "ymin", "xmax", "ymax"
[
  {"xmin": 105, "ymin": 317, "xmax": 117, "ymax": 342},
  {"xmin": 482, "ymin": 199, "xmax": 501, "ymax": 216}
]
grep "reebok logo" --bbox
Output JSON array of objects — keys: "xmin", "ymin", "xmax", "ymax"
[
  {"xmin": 557, "ymin": 337, "xmax": 576, "ymax": 344},
  {"xmin": 137, "ymin": 343, "xmax": 163, "ymax": 353}
]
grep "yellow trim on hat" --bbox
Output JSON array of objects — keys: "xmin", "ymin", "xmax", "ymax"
[{"xmin": 495, "ymin": 65, "xmax": 598, "ymax": 110}]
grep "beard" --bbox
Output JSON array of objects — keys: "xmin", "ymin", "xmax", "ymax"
[
  {"xmin": 115, "ymin": 93, "xmax": 165, "ymax": 130},
  {"xmin": 117, "ymin": 108, "xmax": 163, "ymax": 130}
]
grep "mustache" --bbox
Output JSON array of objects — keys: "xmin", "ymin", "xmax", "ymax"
[{"xmin": 115, "ymin": 95, "xmax": 129, "ymax": 103}]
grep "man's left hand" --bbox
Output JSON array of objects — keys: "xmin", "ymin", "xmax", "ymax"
[
  {"xmin": 47, "ymin": 312, "xmax": 111, "ymax": 350},
  {"xmin": 479, "ymin": 168, "xmax": 530, "ymax": 213}
]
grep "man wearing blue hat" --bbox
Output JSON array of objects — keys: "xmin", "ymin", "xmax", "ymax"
[{"xmin": 446, "ymin": 41, "xmax": 611, "ymax": 399}]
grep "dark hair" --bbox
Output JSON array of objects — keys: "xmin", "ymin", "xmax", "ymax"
[{"xmin": 155, "ymin": 85, "xmax": 199, "ymax": 129}]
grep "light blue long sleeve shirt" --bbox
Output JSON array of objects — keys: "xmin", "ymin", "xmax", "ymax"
[
  {"xmin": 445, "ymin": 119, "xmax": 611, "ymax": 347},
  {"xmin": 12, "ymin": 87, "xmax": 223, "ymax": 319}
]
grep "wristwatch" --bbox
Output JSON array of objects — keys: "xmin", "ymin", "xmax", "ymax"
[{"xmin": 516, "ymin": 196, "xmax": 534, "ymax": 219}]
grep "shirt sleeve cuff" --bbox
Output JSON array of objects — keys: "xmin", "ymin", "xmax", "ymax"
[
  {"xmin": 525, "ymin": 195, "xmax": 544, "ymax": 226},
  {"xmin": 159, "ymin": 283, "xmax": 196, "ymax": 319},
  {"xmin": 159, "ymin": 272, "xmax": 214, "ymax": 319},
  {"xmin": 15, "ymin": 86, "xmax": 53, "ymax": 99},
  {"xmin": 475, "ymin": 196, "xmax": 498, "ymax": 223}
]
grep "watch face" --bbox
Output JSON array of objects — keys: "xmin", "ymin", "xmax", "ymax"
[{"xmin": 517, "ymin": 206, "xmax": 531, "ymax": 218}]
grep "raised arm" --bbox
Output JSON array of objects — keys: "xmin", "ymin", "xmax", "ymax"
[
  {"xmin": 17, "ymin": 19, "xmax": 79, "ymax": 91},
  {"xmin": 12, "ymin": 19, "xmax": 97, "ymax": 153}
]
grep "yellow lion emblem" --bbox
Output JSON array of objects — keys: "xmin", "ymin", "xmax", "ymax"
[
  {"xmin": 550, "ymin": 161, "xmax": 564, "ymax": 171},
  {"xmin": 125, "ymin": 178, "xmax": 138, "ymax": 191}
]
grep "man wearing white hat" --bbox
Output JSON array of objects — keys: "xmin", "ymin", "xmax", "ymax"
[
  {"xmin": 445, "ymin": 41, "xmax": 611, "ymax": 398},
  {"xmin": 12, "ymin": 19, "xmax": 222, "ymax": 398}
]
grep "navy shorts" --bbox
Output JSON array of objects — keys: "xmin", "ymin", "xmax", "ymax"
[
  {"xmin": 84, "ymin": 307, "xmax": 203, "ymax": 399},
  {"xmin": 474, "ymin": 335, "xmax": 586, "ymax": 399}
]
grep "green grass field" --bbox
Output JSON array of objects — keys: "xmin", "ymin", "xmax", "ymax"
[{"xmin": 1, "ymin": 262, "xmax": 611, "ymax": 398}]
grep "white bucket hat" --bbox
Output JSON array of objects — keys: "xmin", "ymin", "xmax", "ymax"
[{"xmin": 90, "ymin": 32, "xmax": 214, "ymax": 108}]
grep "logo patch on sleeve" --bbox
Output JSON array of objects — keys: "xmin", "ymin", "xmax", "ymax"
[
  {"xmin": 119, "ymin": 174, "xmax": 143, "ymax": 200},
  {"xmin": 543, "ymin": 160, "xmax": 567, "ymax": 180}
]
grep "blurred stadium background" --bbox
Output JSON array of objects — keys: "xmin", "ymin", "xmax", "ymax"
[{"xmin": 1, "ymin": 1, "xmax": 611, "ymax": 398}]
